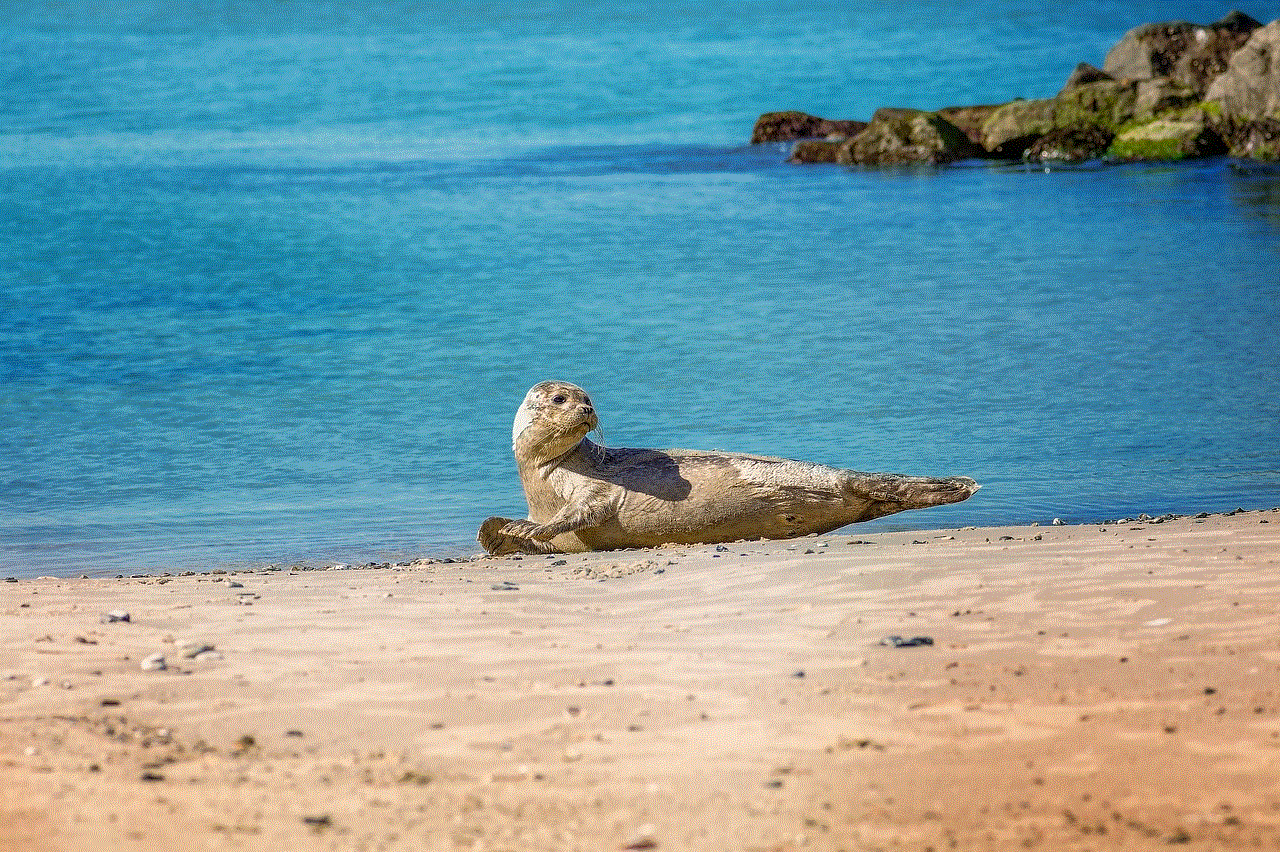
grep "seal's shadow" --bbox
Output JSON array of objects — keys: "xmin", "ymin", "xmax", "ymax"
[{"xmin": 598, "ymin": 447, "xmax": 697, "ymax": 502}]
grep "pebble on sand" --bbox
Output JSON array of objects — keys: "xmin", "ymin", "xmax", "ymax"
[{"xmin": 140, "ymin": 653, "xmax": 167, "ymax": 671}]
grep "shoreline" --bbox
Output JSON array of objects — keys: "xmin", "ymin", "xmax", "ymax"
[
  {"xmin": 4, "ymin": 509, "xmax": 1280, "ymax": 851},
  {"xmin": 11, "ymin": 505, "xmax": 1274, "ymax": 583}
]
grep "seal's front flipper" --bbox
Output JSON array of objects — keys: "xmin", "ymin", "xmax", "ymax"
[
  {"xmin": 500, "ymin": 497, "xmax": 615, "ymax": 542},
  {"xmin": 478, "ymin": 516, "xmax": 563, "ymax": 556}
]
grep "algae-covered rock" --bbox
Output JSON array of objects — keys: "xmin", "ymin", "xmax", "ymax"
[
  {"xmin": 980, "ymin": 99, "xmax": 1058, "ymax": 158},
  {"xmin": 982, "ymin": 80, "xmax": 1143, "ymax": 159},
  {"xmin": 751, "ymin": 111, "xmax": 868, "ymax": 143},
  {"xmin": 1110, "ymin": 110, "xmax": 1227, "ymax": 161},
  {"xmin": 840, "ymin": 108, "xmax": 982, "ymax": 165},
  {"xmin": 1054, "ymin": 78, "xmax": 1141, "ymax": 131}
]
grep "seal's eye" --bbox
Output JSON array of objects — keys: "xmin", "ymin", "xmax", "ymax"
[{"xmin": 551, "ymin": 394, "xmax": 567, "ymax": 405}]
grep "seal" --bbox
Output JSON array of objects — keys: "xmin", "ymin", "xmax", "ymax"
[{"xmin": 478, "ymin": 381, "xmax": 979, "ymax": 556}]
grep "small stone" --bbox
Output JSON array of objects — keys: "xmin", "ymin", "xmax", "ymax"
[
  {"xmin": 31, "ymin": 676, "xmax": 50, "ymax": 687},
  {"xmin": 140, "ymin": 653, "xmax": 167, "ymax": 671},
  {"xmin": 879, "ymin": 635, "xmax": 934, "ymax": 648},
  {"xmin": 179, "ymin": 642, "xmax": 216, "ymax": 659},
  {"xmin": 622, "ymin": 824, "xmax": 658, "ymax": 849}
]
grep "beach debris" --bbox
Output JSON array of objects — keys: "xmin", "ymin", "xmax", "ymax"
[
  {"xmin": 879, "ymin": 635, "xmax": 934, "ymax": 648},
  {"xmin": 140, "ymin": 653, "xmax": 167, "ymax": 671},
  {"xmin": 178, "ymin": 641, "xmax": 217, "ymax": 659},
  {"xmin": 302, "ymin": 814, "xmax": 332, "ymax": 828},
  {"xmin": 99, "ymin": 610, "xmax": 131, "ymax": 623}
]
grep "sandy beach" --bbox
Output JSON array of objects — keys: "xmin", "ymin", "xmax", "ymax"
[{"xmin": 3, "ymin": 509, "xmax": 1280, "ymax": 851}]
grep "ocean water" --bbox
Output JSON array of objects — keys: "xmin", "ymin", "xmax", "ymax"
[{"xmin": 3, "ymin": 1, "xmax": 1279, "ymax": 577}]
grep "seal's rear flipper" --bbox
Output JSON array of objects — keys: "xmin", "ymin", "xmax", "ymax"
[{"xmin": 844, "ymin": 473, "xmax": 980, "ymax": 521}]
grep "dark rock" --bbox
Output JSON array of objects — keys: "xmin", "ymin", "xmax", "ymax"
[
  {"xmin": 751, "ymin": 111, "xmax": 868, "ymax": 143},
  {"xmin": 1222, "ymin": 116, "xmax": 1280, "ymax": 161},
  {"xmin": 1026, "ymin": 126, "xmax": 1114, "ymax": 162},
  {"xmin": 879, "ymin": 635, "xmax": 934, "ymax": 648},
  {"xmin": 936, "ymin": 103, "xmax": 1004, "ymax": 149},
  {"xmin": 1135, "ymin": 77, "xmax": 1200, "ymax": 119},
  {"xmin": 840, "ymin": 108, "xmax": 982, "ymax": 165},
  {"xmin": 1104, "ymin": 12, "xmax": 1262, "ymax": 96},
  {"xmin": 1059, "ymin": 63, "xmax": 1114, "ymax": 94},
  {"xmin": 787, "ymin": 139, "xmax": 843, "ymax": 163}
]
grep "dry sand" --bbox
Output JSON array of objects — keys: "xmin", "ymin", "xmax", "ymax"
[{"xmin": 3, "ymin": 509, "xmax": 1280, "ymax": 851}]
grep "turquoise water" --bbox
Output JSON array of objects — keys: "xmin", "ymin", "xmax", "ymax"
[{"xmin": 4, "ymin": 1, "xmax": 1279, "ymax": 576}]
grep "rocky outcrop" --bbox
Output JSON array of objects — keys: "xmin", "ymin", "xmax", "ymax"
[
  {"xmin": 755, "ymin": 13, "xmax": 1280, "ymax": 165},
  {"xmin": 788, "ymin": 139, "xmax": 843, "ymax": 163},
  {"xmin": 1059, "ymin": 63, "xmax": 1113, "ymax": 93},
  {"xmin": 935, "ymin": 104, "xmax": 1004, "ymax": 149},
  {"xmin": 1222, "ymin": 118, "xmax": 1280, "ymax": 161},
  {"xmin": 840, "ymin": 108, "xmax": 982, "ymax": 165},
  {"xmin": 786, "ymin": 109, "xmax": 980, "ymax": 165},
  {"xmin": 1104, "ymin": 12, "xmax": 1261, "ymax": 96},
  {"xmin": 751, "ymin": 111, "xmax": 867, "ymax": 143},
  {"xmin": 1206, "ymin": 20, "xmax": 1280, "ymax": 159},
  {"xmin": 1026, "ymin": 126, "xmax": 1115, "ymax": 163}
]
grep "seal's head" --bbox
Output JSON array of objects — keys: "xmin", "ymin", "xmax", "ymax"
[{"xmin": 512, "ymin": 381, "xmax": 599, "ymax": 461}]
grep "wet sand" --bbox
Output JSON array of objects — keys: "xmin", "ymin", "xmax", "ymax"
[{"xmin": 3, "ymin": 509, "xmax": 1279, "ymax": 851}]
